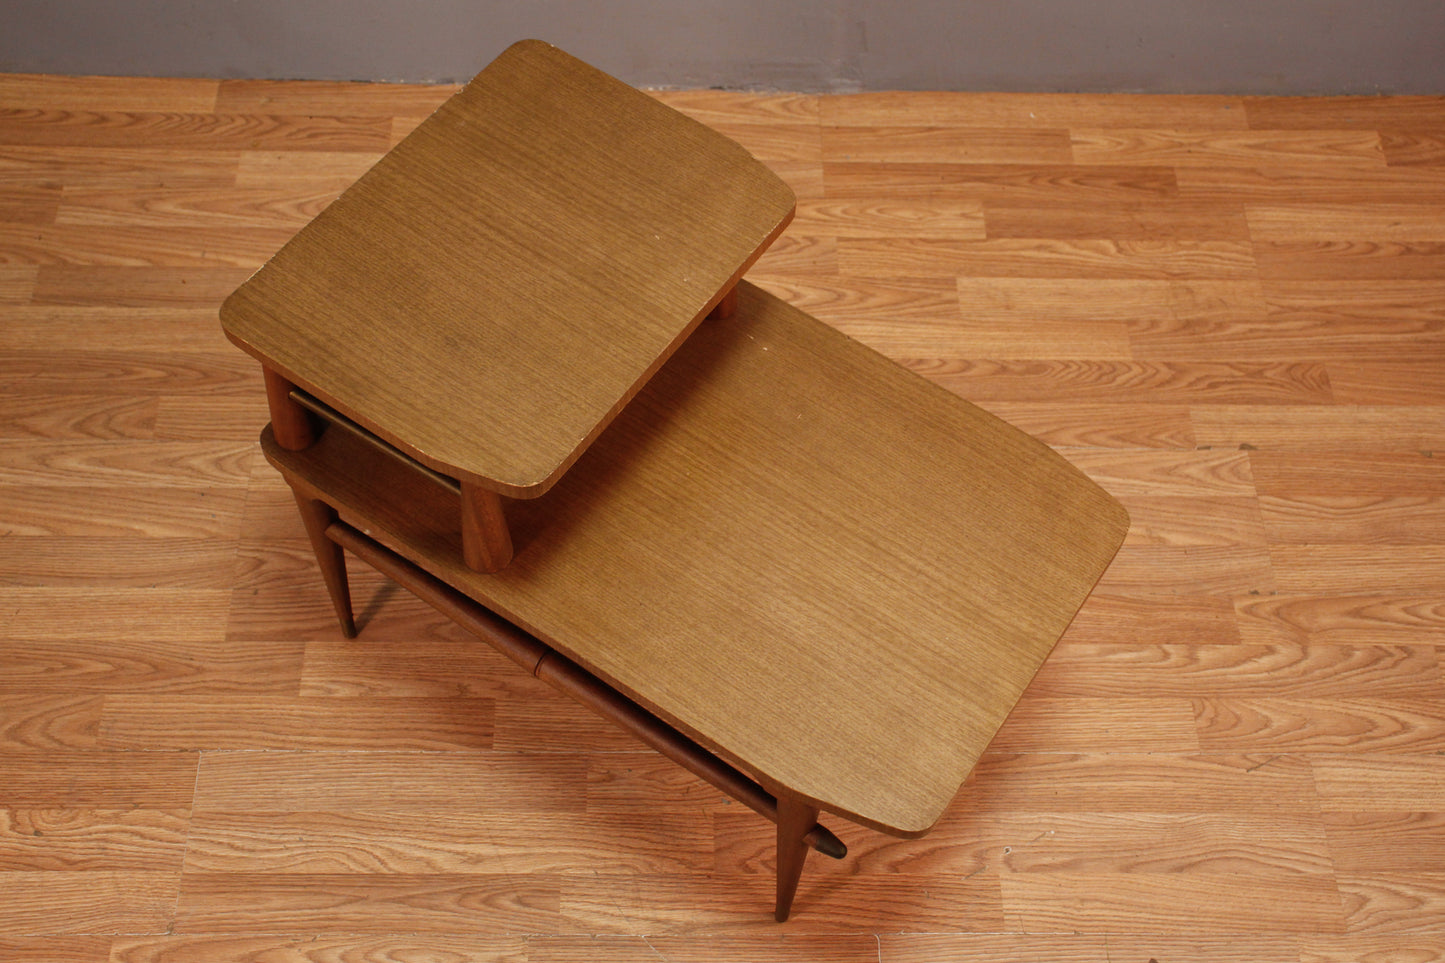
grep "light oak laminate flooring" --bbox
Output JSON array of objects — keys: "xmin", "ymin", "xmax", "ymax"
[{"xmin": 2, "ymin": 72, "xmax": 1444, "ymax": 961}]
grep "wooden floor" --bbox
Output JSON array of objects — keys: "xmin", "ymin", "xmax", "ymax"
[{"xmin": 2, "ymin": 71, "xmax": 1445, "ymax": 962}]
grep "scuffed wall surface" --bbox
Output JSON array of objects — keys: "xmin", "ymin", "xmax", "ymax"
[{"xmin": 3, "ymin": 0, "xmax": 1443, "ymax": 94}]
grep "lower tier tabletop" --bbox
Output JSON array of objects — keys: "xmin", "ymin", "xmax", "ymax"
[{"xmin": 262, "ymin": 280, "xmax": 1129, "ymax": 838}]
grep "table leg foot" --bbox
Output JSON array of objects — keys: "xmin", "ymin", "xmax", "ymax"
[
  {"xmin": 291, "ymin": 490, "xmax": 356, "ymax": 638},
  {"xmin": 775, "ymin": 792, "xmax": 818, "ymax": 922}
]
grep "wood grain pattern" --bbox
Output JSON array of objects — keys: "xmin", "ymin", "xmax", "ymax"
[
  {"xmin": 192, "ymin": 751, "xmax": 589, "ymax": 812},
  {"xmin": 0, "ymin": 265, "xmax": 36, "ymax": 302},
  {"xmin": 0, "ymin": 587, "xmax": 231, "ymax": 642},
  {"xmin": 297, "ymin": 634, "xmax": 543, "ymax": 697},
  {"xmin": 0, "ymin": 352, "xmax": 250, "ymax": 396},
  {"xmin": 0, "ymin": 871, "xmax": 179, "ymax": 934},
  {"xmin": 1032, "ymin": 642, "xmax": 1442, "ymax": 698},
  {"xmin": 108, "ymin": 935, "xmax": 528, "ymax": 963},
  {"xmin": 1260, "ymin": 493, "xmax": 1445, "ymax": 544},
  {"xmin": 55, "ymin": 187, "xmax": 335, "ymax": 229},
  {"xmin": 175, "ymin": 872, "xmax": 562, "ymax": 933},
  {"xmin": 1150, "ymin": 280, "xmax": 1445, "ymax": 364},
  {"xmin": 912, "ymin": 359, "xmax": 1331, "ymax": 404},
  {"xmin": 1059, "ymin": 593, "xmax": 1241, "ymax": 646},
  {"xmin": 0, "ymin": 108, "xmax": 392, "ymax": 151},
  {"xmin": 0, "ymin": 182, "xmax": 61, "ymax": 224},
  {"xmin": 0, "ymin": 306, "xmax": 237, "ymax": 352},
  {"xmin": 0, "ymin": 936, "xmax": 111, "ymax": 963},
  {"xmin": 30, "ymin": 265, "xmax": 256, "ymax": 306},
  {"xmin": 1, "ymin": 70, "xmax": 1442, "ymax": 957},
  {"xmin": 1246, "ymin": 203, "xmax": 1445, "ymax": 241},
  {"xmin": 0, "ymin": 222, "xmax": 295, "ymax": 268},
  {"xmin": 1192, "ymin": 404, "xmax": 1445, "ymax": 451},
  {"xmin": 966, "ymin": 399, "xmax": 1195, "ymax": 448},
  {"xmin": 1269, "ymin": 546, "xmax": 1445, "ymax": 593},
  {"xmin": 820, "ymin": 91, "xmax": 1249, "ymax": 129},
  {"xmin": 0, "ymin": 752, "xmax": 199, "ymax": 807},
  {"xmin": 1245, "ymin": 95, "xmax": 1445, "ymax": 129},
  {"xmin": 0, "ymin": 638, "xmax": 302, "ymax": 693},
  {"xmin": 991, "ymin": 811, "xmax": 1333, "ymax": 875},
  {"xmin": 582, "ymin": 754, "xmax": 741, "ymax": 818},
  {"xmin": 0, "ymin": 73, "xmax": 219, "ymax": 112},
  {"xmin": 790, "ymin": 196, "xmax": 985, "ymax": 238},
  {"xmin": 1072, "ymin": 128, "xmax": 1385, "ymax": 167},
  {"xmin": 233, "ymin": 149, "xmax": 386, "ymax": 188},
  {"xmin": 222, "ymin": 40, "xmax": 795, "ymax": 497},
  {"xmin": 1335, "ymin": 874, "xmax": 1445, "ymax": 935},
  {"xmin": 0, "ymin": 809, "xmax": 189, "ymax": 871},
  {"xmin": 1001, "ymin": 871, "xmax": 1345, "ymax": 933},
  {"xmin": 887, "ymin": 935, "xmax": 1285, "ymax": 963},
  {"xmin": 1058, "ymin": 449, "xmax": 1256, "ymax": 496},
  {"xmin": 264, "ymin": 280, "xmax": 1128, "ymax": 836},
  {"xmin": 558, "ymin": 872, "xmax": 1005, "ymax": 935},
  {"xmin": 968, "ymin": 752, "xmax": 1323, "ymax": 813},
  {"xmin": 1313, "ymin": 755, "xmax": 1445, "ymax": 810},
  {"xmin": 1255, "ymin": 241, "xmax": 1445, "ymax": 281},
  {"xmin": 97, "ymin": 694, "xmax": 495, "ymax": 750},
  {"xmin": 1235, "ymin": 594, "xmax": 1445, "ymax": 646},
  {"xmin": 1299, "ymin": 937, "xmax": 1445, "ymax": 963},
  {"xmin": 702, "ymin": 123, "xmax": 822, "ymax": 164},
  {"xmin": 822, "ymin": 125, "xmax": 1074, "ymax": 164},
  {"xmin": 533, "ymin": 934, "xmax": 880, "ymax": 963},
  {"xmin": 214, "ymin": 78, "xmax": 453, "ymax": 116},
  {"xmin": 1178, "ymin": 164, "xmax": 1445, "ymax": 205},
  {"xmin": 823, "ymin": 161, "xmax": 1180, "ymax": 204},
  {"xmin": 0, "ymin": 395, "xmax": 158, "ymax": 438},
  {"xmin": 984, "ymin": 198, "xmax": 1251, "ymax": 241},
  {"xmin": 840, "ymin": 237, "xmax": 1257, "ymax": 280},
  {"xmin": 0, "ymin": 693, "xmax": 102, "ymax": 750},
  {"xmin": 651, "ymin": 89, "xmax": 820, "ymax": 125},
  {"xmin": 986, "ymin": 696, "xmax": 1201, "ymax": 751},
  {"xmin": 0, "ymin": 145, "xmax": 241, "ymax": 187},
  {"xmin": 0, "ymin": 537, "xmax": 236, "ymax": 587},
  {"xmin": 1195, "ymin": 696, "xmax": 1445, "ymax": 751},
  {"xmin": 184, "ymin": 810, "xmax": 714, "ymax": 875},
  {"xmin": 1250, "ymin": 450, "xmax": 1445, "ymax": 497},
  {"xmin": 1382, "ymin": 129, "xmax": 1445, "ymax": 167},
  {"xmin": 0, "ymin": 440, "xmax": 255, "ymax": 486},
  {"xmin": 1326, "ymin": 360, "xmax": 1445, "ymax": 405},
  {"xmin": 1323, "ymin": 812, "xmax": 1445, "ymax": 872}
]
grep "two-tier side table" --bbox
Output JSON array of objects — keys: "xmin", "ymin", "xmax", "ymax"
[{"xmin": 221, "ymin": 40, "xmax": 1129, "ymax": 921}]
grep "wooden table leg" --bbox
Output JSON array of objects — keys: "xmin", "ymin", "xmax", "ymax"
[
  {"xmin": 706, "ymin": 283, "xmax": 738, "ymax": 320},
  {"xmin": 263, "ymin": 367, "xmax": 316, "ymax": 450},
  {"xmin": 291, "ymin": 490, "xmax": 356, "ymax": 638},
  {"xmin": 775, "ymin": 791, "xmax": 819, "ymax": 922},
  {"xmin": 263, "ymin": 367, "xmax": 353, "ymax": 634},
  {"xmin": 461, "ymin": 481, "xmax": 514, "ymax": 573}
]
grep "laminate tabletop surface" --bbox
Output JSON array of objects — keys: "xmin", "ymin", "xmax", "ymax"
[
  {"xmin": 222, "ymin": 40, "xmax": 795, "ymax": 497},
  {"xmin": 267, "ymin": 282, "xmax": 1131, "ymax": 836}
]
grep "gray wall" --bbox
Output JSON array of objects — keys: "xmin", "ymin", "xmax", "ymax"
[{"xmin": 5, "ymin": 0, "xmax": 1444, "ymax": 94}]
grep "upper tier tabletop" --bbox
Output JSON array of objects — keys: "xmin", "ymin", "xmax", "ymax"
[
  {"xmin": 265, "ymin": 282, "xmax": 1131, "ymax": 837},
  {"xmin": 221, "ymin": 39, "xmax": 795, "ymax": 497}
]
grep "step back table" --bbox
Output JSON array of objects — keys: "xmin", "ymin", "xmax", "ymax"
[{"xmin": 221, "ymin": 39, "xmax": 1130, "ymax": 921}]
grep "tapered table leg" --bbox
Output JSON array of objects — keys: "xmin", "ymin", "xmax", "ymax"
[
  {"xmin": 775, "ymin": 792, "xmax": 819, "ymax": 922},
  {"xmin": 291, "ymin": 490, "xmax": 356, "ymax": 638},
  {"xmin": 263, "ymin": 367, "xmax": 316, "ymax": 450},
  {"xmin": 707, "ymin": 283, "xmax": 738, "ymax": 320},
  {"xmin": 461, "ymin": 481, "xmax": 514, "ymax": 573}
]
